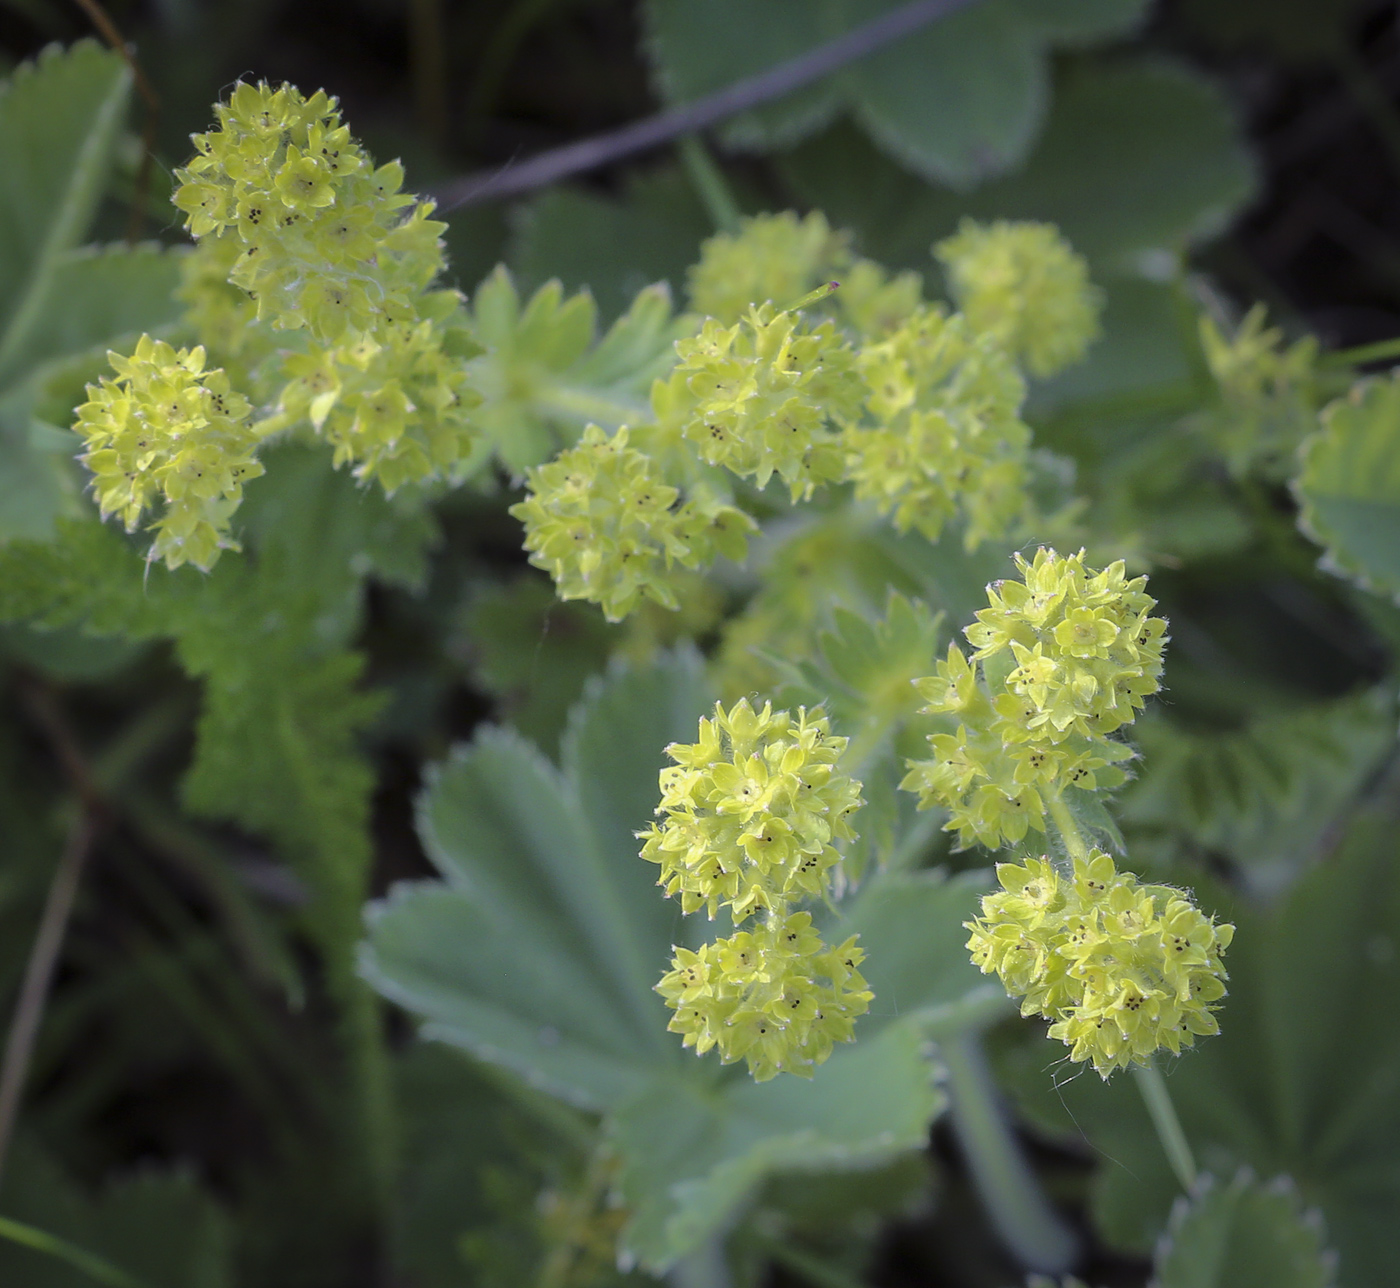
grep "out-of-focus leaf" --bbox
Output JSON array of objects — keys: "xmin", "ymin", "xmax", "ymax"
[
  {"xmin": 1122, "ymin": 690, "xmax": 1397, "ymax": 896},
  {"xmin": 0, "ymin": 41, "xmax": 131, "ymax": 387},
  {"xmin": 644, "ymin": 0, "xmax": 1151, "ymax": 186},
  {"xmin": 841, "ymin": 0, "xmax": 1045, "ymax": 190},
  {"xmin": 0, "ymin": 1140, "xmax": 232, "ymax": 1288},
  {"xmin": 458, "ymin": 575, "xmax": 617, "ymax": 754},
  {"xmin": 840, "ymin": 868, "xmax": 1005, "ymax": 1035},
  {"xmin": 1152, "ymin": 1170, "xmax": 1336, "ymax": 1288},
  {"xmin": 1002, "ymin": 810, "xmax": 1400, "ymax": 1287},
  {"xmin": 641, "ymin": 0, "xmax": 843, "ymax": 153},
  {"xmin": 0, "ymin": 243, "xmax": 182, "ymax": 389},
  {"xmin": 511, "ymin": 169, "xmax": 711, "ymax": 325},
  {"xmin": 0, "ymin": 48, "xmax": 185, "ymax": 540},
  {"xmin": 1296, "ymin": 373, "xmax": 1400, "ymax": 604},
  {"xmin": 781, "ymin": 58, "xmax": 1252, "ymax": 288}
]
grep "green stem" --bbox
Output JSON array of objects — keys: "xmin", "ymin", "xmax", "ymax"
[
  {"xmin": 534, "ymin": 384, "xmax": 651, "ymax": 430},
  {"xmin": 940, "ymin": 1031, "xmax": 1079, "ymax": 1273},
  {"xmin": 1132, "ymin": 1059, "xmax": 1197, "ymax": 1192},
  {"xmin": 677, "ymin": 134, "xmax": 741, "ymax": 234},
  {"xmin": 0, "ymin": 1214, "xmax": 149, "ymax": 1288},
  {"xmin": 1320, "ymin": 333, "xmax": 1400, "ymax": 370},
  {"xmin": 1046, "ymin": 793, "xmax": 1090, "ymax": 866},
  {"xmin": 342, "ymin": 971, "xmax": 397, "ymax": 1221}
]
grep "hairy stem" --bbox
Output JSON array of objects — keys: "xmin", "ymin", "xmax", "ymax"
[
  {"xmin": 678, "ymin": 134, "xmax": 741, "ymax": 235},
  {"xmin": 534, "ymin": 384, "xmax": 652, "ymax": 429},
  {"xmin": 941, "ymin": 1030, "xmax": 1080, "ymax": 1273},
  {"xmin": 1046, "ymin": 793, "xmax": 1090, "ymax": 866},
  {"xmin": 1133, "ymin": 1059, "xmax": 1197, "ymax": 1191}
]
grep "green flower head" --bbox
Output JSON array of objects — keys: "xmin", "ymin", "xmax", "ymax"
[
  {"xmin": 935, "ymin": 219, "xmax": 1102, "ymax": 378},
  {"xmin": 75, "ymin": 335, "xmax": 264, "ymax": 571},
  {"xmin": 642, "ymin": 700, "xmax": 870, "ymax": 1080},
  {"xmin": 661, "ymin": 303, "xmax": 864, "ymax": 501},
  {"xmin": 641, "ymin": 699, "xmax": 863, "ymax": 920},
  {"xmin": 173, "ymin": 81, "xmax": 437, "ymax": 344},
  {"xmin": 844, "ymin": 306, "xmax": 1030, "ymax": 548},
  {"xmin": 687, "ymin": 210, "xmax": 851, "ymax": 324},
  {"xmin": 903, "ymin": 549, "xmax": 1161, "ymax": 849},
  {"xmin": 510, "ymin": 426, "xmax": 754, "ymax": 622},
  {"xmin": 966, "ymin": 850, "xmax": 1234, "ymax": 1077}
]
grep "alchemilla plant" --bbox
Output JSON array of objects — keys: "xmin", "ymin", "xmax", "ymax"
[
  {"xmin": 77, "ymin": 71, "xmax": 1224, "ymax": 1163},
  {"xmin": 7, "ymin": 39, "xmax": 1395, "ymax": 1288}
]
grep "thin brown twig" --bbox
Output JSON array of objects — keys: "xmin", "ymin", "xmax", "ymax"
[
  {"xmin": 433, "ymin": 0, "xmax": 980, "ymax": 209},
  {"xmin": 0, "ymin": 681, "xmax": 111, "ymax": 1182},
  {"xmin": 70, "ymin": 0, "xmax": 160, "ymax": 243},
  {"xmin": 0, "ymin": 812, "xmax": 98, "ymax": 1182}
]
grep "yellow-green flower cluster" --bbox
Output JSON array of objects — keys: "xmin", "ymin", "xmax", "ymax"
[
  {"xmin": 657, "ymin": 914, "xmax": 870, "ymax": 1082},
  {"xmin": 173, "ymin": 81, "xmax": 424, "ymax": 340},
  {"xmin": 659, "ymin": 304, "xmax": 864, "ymax": 500},
  {"xmin": 75, "ymin": 336, "xmax": 263, "ymax": 572},
  {"xmin": 274, "ymin": 300, "xmax": 479, "ymax": 491},
  {"xmin": 845, "ymin": 307, "xmax": 1031, "ymax": 548},
  {"xmin": 640, "ymin": 700, "xmax": 869, "ymax": 1079},
  {"xmin": 935, "ymin": 220, "xmax": 1102, "ymax": 378},
  {"xmin": 171, "ymin": 81, "xmax": 480, "ymax": 493},
  {"xmin": 834, "ymin": 258, "xmax": 924, "ymax": 338},
  {"xmin": 903, "ymin": 549, "xmax": 1166, "ymax": 849},
  {"xmin": 966, "ymin": 851, "xmax": 1234, "ymax": 1076},
  {"xmin": 510, "ymin": 425, "xmax": 754, "ymax": 622},
  {"xmin": 687, "ymin": 211, "xmax": 850, "ymax": 323},
  {"xmin": 175, "ymin": 237, "xmax": 276, "ymax": 397}
]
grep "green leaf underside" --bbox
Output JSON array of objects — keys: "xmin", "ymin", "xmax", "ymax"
[
  {"xmin": 614, "ymin": 1021, "xmax": 941, "ymax": 1269},
  {"xmin": 364, "ymin": 655, "xmax": 999, "ymax": 1268},
  {"xmin": 1153, "ymin": 1170, "xmax": 1335, "ymax": 1288}
]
